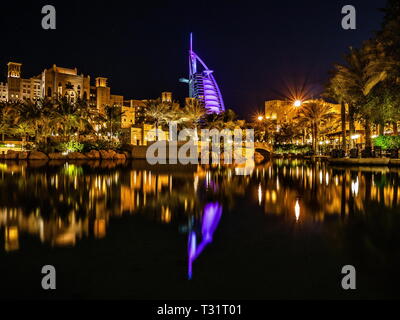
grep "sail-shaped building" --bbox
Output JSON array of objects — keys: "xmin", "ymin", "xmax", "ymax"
[{"xmin": 181, "ymin": 34, "xmax": 225, "ymax": 114}]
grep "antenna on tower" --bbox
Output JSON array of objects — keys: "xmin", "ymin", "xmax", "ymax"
[{"xmin": 190, "ymin": 32, "xmax": 193, "ymax": 53}]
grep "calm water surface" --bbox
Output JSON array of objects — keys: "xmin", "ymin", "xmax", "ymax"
[{"xmin": 0, "ymin": 159, "xmax": 399, "ymax": 299}]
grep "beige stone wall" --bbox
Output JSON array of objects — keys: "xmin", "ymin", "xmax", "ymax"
[
  {"xmin": 41, "ymin": 65, "xmax": 90, "ymax": 100},
  {"xmin": 110, "ymin": 94, "xmax": 123, "ymax": 106},
  {"xmin": 125, "ymin": 99, "xmax": 147, "ymax": 125},
  {"xmin": 20, "ymin": 78, "xmax": 41, "ymax": 100},
  {"xmin": 264, "ymin": 100, "xmax": 297, "ymax": 123},
  {"xmin": 96, "ymin": 86, "xmax": 111, "ymax": 114},
  {"xmin": 121, "ymin": 105, "xmax": 135, "ymax": 128},
  {"xmin": 161, "ymin": 91, "xmax": 172, "ymax": 102},
  {"xmin": 129, "ymin": 124, "xmax": 168, "ymax": 145}
]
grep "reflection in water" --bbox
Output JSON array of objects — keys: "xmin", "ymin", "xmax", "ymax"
[
  {"xmin": 1, "ymin": 159, "xmax": 400, "ymax": 284},
  {"xmin": 188, "ymin": 202, "xmax": 223, "ymax": 280},
  {"xmin": 295, "ymin": 199, "xmax": 300, "ymax": 222},
  {"xmin": 351, "ymin": 176, "xmax": 359, "ymax": 196}
]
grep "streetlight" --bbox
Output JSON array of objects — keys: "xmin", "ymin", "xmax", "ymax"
[
  {"xmin": 257, "ymin": 116, "xmax": 264, "ymax": 121},
  {"xmin": 294, "ymin": 100, "xmax": 302, "ymax": 107}
]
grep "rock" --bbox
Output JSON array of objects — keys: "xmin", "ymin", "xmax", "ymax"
[
  {"xmin": 28, "ymin": 151, "xmax": 49, "ymax": 160},
  {"xmin": 18, "ymin": 152, "xmax": 29, "ymax": 160},
  {"xmin": 114, "ymin": 153, "xmax": 126, "ymax": 160},
  {"xmin": 108, "ymin": 150, "xmax": 117, "ymax": 158},
  {"xmin": 49, "ymin": 152, "xmax": 66, "ymax": 160},
  {"xmin": 99, "ymin": 150, "xmax": 112, "ymax": 159},
  {"xmin": 67, "ymin": 152, "xmax": 87, "ymax": 160},
  {"xmin": 85, "ymin": 150, "xmax": 100, "ymax": 159},
  {"xmin": 5, "ymin": 150, "xmax": 19, "ymax": 160}
]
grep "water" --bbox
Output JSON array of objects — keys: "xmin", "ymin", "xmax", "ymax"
[{"xmin": 0, "ymin": 159, "xmax": 399, "ymax": 299}]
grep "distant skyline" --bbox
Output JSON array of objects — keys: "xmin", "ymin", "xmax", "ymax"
[{"xmin": 0, "ymin": 0, "xmax": 386, "ymax": 118}]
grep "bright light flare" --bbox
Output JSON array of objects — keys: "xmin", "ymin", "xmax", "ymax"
[{"xmin": 294, "ymin": 100, "xmax": 302, "ymax": 107}]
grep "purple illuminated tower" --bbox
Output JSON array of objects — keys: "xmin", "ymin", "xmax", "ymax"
[{"xmin": 180, "ymin": 33, "xmax": 225, "ymax": 114}]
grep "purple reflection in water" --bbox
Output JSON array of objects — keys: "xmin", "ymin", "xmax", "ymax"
[{"xmin": 188, "ymin": 202, "xmax": 223, "ymax": 279}]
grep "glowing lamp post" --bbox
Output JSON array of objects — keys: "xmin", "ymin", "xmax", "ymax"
[{"xmin": 294, "ymin": 100, "xmax": 302, "ymax": 107}]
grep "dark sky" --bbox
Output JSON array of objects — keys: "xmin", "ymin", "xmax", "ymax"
[{"xmin": 0, "ymin": 0, "xmax": 387, "ymax": 119}]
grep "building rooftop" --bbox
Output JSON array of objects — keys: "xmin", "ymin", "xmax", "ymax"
[{"xmin": 51, "ymin": 64, "xmax": 78, "ymax": 75}]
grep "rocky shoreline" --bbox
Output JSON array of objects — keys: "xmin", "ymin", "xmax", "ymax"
[
  {"xmin": 0, "ymin": 149, "xmax": 130, "ymax": 161},
  {"xmin": 1, "ymin": 148, "xmax": 268, "ymax": 163}
]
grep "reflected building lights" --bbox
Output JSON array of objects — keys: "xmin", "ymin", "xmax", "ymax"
[
  {"xmin": 295, "ymin": 200, "xmax": 300, "ymax": 221},
  {"xmin": 351, "ymin": 177, "xmax": 359, "ymax": 196},
  {"xmin": 0, "ymin": 161, "xmax": 399, "ymax": 256},
  {"xmin": 5, "ymin": 226, "xmax": 19, "ymax": 251}
]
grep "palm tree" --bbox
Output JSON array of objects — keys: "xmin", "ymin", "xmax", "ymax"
[
  {"xmin": 144, "ymin": 99, "xmax": 169, "ymax": 140},
  {"xmin": 204, "ymin": 112, "xmax": 224, "ymax": 130},
  {"xmin": 0, "ymin": 102, "xmax": 14, "ymax": 142},
  {"xmin": 182, "ymin": 99, "xmax": 206, "ymax": 127},
  {"xmin": 103, "ymin": 104, "xmax": 125, "ymax": 141},
  {"xmin": 295, "ymin": 100, "xmax": 338, "ymax": 154},
  {"xmin": 75, "ymin": 97, "xmax": 100, "ymax": 135},
  {"xmin": 12, "ymin": 122, "xmax": 35, "ymax": 148},
  {"xmin": 163, "ymin": 101, "xmax": 183, "ymax": 140},
  {"xmin": 181, "ymin": 99, "xmax": 206, "ymax": 140},
  {"xmin": 325, "ymin": 78, "xmax": 349, "ymax": 151},
  {"xmin": 327, "ymin": 42, "xmax": 393, "ymax": 148},
  {"xmin": 253, "ymin": 118, "xmax": 272, "ymax": 142},
  {"xmin": 52, "ymin": 96, "xmax": 81, "ymax": 140},
  {"xmin": 15, "ymin": 98, "xmax": 52, "ymax": 143}
]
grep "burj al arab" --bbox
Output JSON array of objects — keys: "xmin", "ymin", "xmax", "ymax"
[{"xmin": 180, "ymin": 33, "xmax": 225, "ymax": 114}]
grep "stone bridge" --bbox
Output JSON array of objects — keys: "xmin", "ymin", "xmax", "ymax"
[{"xmin": 254, "ymin": 142, "xmax": 273, "ymax": 159}]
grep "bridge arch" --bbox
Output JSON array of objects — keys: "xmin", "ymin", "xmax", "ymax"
[{"xmin": 254, "ymin": 142, "xmax": 272, "ymax": 160}]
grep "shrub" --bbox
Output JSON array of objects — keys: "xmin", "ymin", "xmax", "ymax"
[
  {"xmin": 36, "ymin": 140, "xmax": 59, "ymax": 154},
  {"xmin": 274, "ymin": 143, "xmax": 311, "ymax": 154},
  {"xmin": 58, "ymin": 141, "xmax": 85, "ymax": 153},
  {"xmin": 373, "ymin": 135, "xmax": 400, "ymax": 150},
  {"xmin": 79, "ymin": 139, "xmax": 122, "ymax": 152}
]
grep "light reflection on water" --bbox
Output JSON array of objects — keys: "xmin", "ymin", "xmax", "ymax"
[
  {"xmin": 0, "ymin": 159, "xmax": 399, "ymax": 260},
  {"xmin": 188, "ymin": 202, "xmax": 223, "ymax": 280}
]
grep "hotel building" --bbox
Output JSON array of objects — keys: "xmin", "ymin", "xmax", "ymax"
[
  {"xmin": 0, "ymin": 62, "xmax": 124, "ymax": 114},
  {"xmin": 1, "ymin": 62, "xmax": 177, "ymax": 145}
]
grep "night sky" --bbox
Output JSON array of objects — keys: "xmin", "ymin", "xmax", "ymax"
[{"xmin": 0, "ymin": 0, "xmax": 387, "ymax": 119}]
